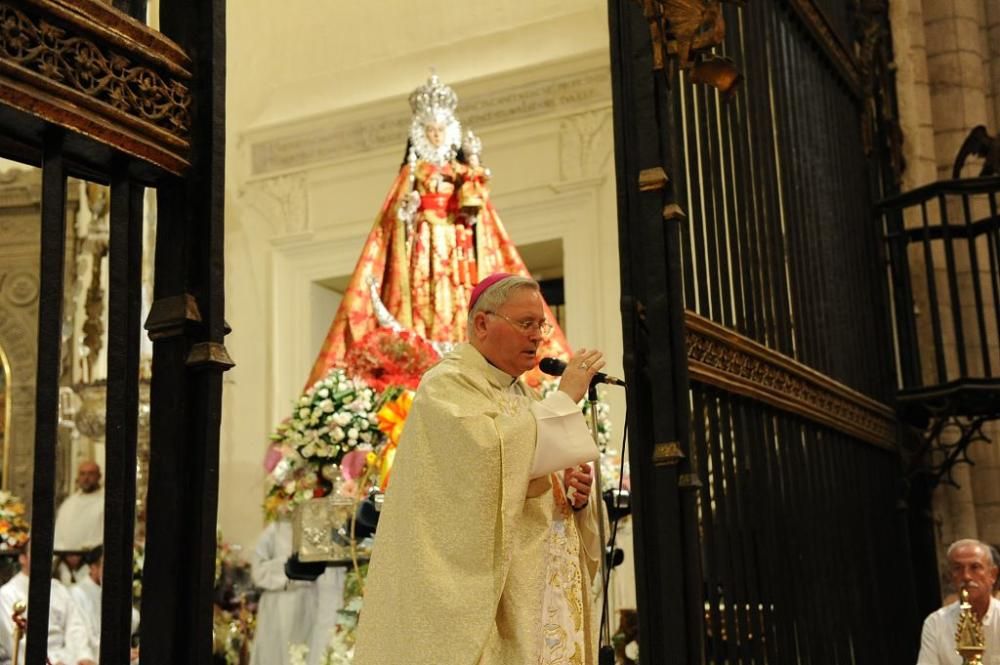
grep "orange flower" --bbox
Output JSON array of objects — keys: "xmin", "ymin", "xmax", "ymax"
[
  {"xmin": 377, "ymin": 391, "xmax": 413, "ymax": 446},
  {"xmin": 376, "ymin": 391, "xmax": 414, "ymax": 489}
]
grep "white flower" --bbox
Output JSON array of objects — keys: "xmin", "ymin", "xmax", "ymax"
[
  {"xmin": 289, "ymin": 643, "xmax": 309, "ymax": 665},
  {"xmin": 320, "ymin": 399, "xmax": 335, "ymax": 413},
  {"xmin": 318, "ymin": 388, "xmax": 330, "ymax": 398},
  {"xmin": 347, "ymin": 428, "xmax": 359, "ymax": 440},
  {"xmin": 361, "ymin": 432, "xmax": 372, "ymax": 443},
  {"xmin": 334, "ymin": 412, "xmax": 352, "ymax": 426},
  {"xmin": 298, "ymin": 408, "xmax": 310, "ymax": 419},
  {"xmin": 301, "ymin": 443, "xmax": 316, "ymax": 458},
  {"xmin": 299, "ymin": 396, "xmax": 310, "ymax": 406},
  {"xmin": 359, "ymin": 419, "xmax": 369, "ymax": 430},
  {"xmin": 625, "ymin": 641, "xmax": 639, "ymax": 661},
  {"xmin": 332, "ymin": 427, "xmax": 345, "ymax": 442}
]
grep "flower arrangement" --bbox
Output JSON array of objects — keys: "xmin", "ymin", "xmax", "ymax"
[
  {"xmin": 285, "ymin": 368, "xmax": 380, "ymax": 467},
  {"xmin": 262, "ymin": 439, "xmax": 319, "ymax": 521},
  {"xmin": 344, "ymin": 328, "xmax": 440, "ymax": 392},
  {"xmin": 0, "ymin": 491, "xmax": 29, "ymax": 553}
]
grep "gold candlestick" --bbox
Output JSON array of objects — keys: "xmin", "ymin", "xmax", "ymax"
[
  {"xmin": 11, "ymin": 600, "xmax": 26, "ymax": 665},
  {"xmin": 955, "ymin": 587, "xmax": 986, "ymax": 664}
]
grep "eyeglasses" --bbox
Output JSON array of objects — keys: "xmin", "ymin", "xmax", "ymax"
[{"xmin": 485, "ymin": 311, "xmax": 554, "ymax": 338}]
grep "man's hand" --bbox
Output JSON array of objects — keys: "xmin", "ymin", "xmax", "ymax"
[
  {"xmin": 564, "ymin": 463, "xmax": 594, "ymax": 510},
  {"xmin": 78, "ymin": 660, "xmax": 97, "ymax": 665},
  {"xmin": 558, "ymin": 348, "xmax": 606, "ymax": 403}
]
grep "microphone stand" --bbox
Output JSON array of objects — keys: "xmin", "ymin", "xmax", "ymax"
[{"xmin": 587, "ymin": 383, "xmax": 615, "ymax": 665}]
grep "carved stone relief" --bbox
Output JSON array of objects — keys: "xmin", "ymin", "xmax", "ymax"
[
  {"xmin": 558, "ymin": 108, "xmax": 613, "ymax": 181},
  {"xmin": 240, "ymin": 173, "xmax": 309, "ymax": 238}
]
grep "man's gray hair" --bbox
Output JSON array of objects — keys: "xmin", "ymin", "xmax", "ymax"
[
  {"xmin": 467, "ymin": 275, "xmax": 540, "ymax": 338},
  {"xmin": 947, "ymin": 538, "xmax": 997, "ymax": 567}
]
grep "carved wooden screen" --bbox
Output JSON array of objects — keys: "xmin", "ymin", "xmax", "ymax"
[
  {"xmin": 609, "ymin": 0, "xmax": 919, "ymax": 662},
  {"xmin": 0, "ymin": 1, "xmax": 228, "ymax": 663}
]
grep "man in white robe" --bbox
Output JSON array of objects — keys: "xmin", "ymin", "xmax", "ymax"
[
  {"xmin": 917, "ymin": 538, "xmax": 1000, "ymax": 663},
  {"xmin": 0, "ymin": 544, "xmax": 95, "ymax": 665},
  {"xmin": 355, "ymin": 274, "xmax": 605, "ymax": 665},
  {"xmin": 54, "ymin": 461, "xmax": 104, "ymax": 584},
  {"xmin": 250, "ymin": 520, "xmax": 346, "ymax": 665},
  {"xmin": 67, "ymin": 547, "xmax": 140, "ymax": 662}
]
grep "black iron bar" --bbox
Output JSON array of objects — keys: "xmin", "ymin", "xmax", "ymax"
[
  {"xmin": 939, "ymin": 193, "xmax": 969, "ymax": 376},
  {"xmin": 608, "ymin": 2, "xmax": 696, "ymax": 662},
  {"xmin": 988, "ymin": 191, "xmax": 1000, "ymax": 370},
  {"xmin": 706, "ymin": 388, "xmax": 739, "ymax": 663},
  {"xmin": 733, "ymin": 397, "xmax": 770, "ymax": 663},
  {"xmin": 960, "ymin": 193, "xmax": 991, "ymax": 376},
  {"xmin": 26, "ymin": 129, "xmax": 66, "ymax": 665},
  {"xmin": 683, "ymin": 79, "xmax": 711, "ymax": 317},
  {"xmin": 700, "ymin": 84, "xmax": 728, "ymax": 326},
  {"xmin": 782, "ymin": 16, "xmax": 816, "ymax": 367},
  {"xmin": 920, "ymin": 200, "xmax": 948, "ymax": 383},
  {"xmin": 675, "ymin": 83, "xmax": 697, "ymax": 311},
  {"xmin": 692, "ymin": 387, "xmax": 721, "ymax": 659},
  {"xmin": 716, "ymin": 391, "xmax": 752, "ymax": 662},
  {"xmin": 885, "ymin": 209, "xmax": 915, "ymax": 388},
  {"xmin": 728, "ymin": 5, "xmax": 758, "ymax": 339},
  {"xmin": 100, "ymin": 168, "xmax": 143, "ymax": 665},
  {"xmin": 750, "ymin": 0, "xmax": 781, "ymax": 350}
]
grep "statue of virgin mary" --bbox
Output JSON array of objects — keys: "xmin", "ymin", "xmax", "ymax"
[{"xmin": 305, "ymin": 74, "xmax": 570, "ymax": 387}]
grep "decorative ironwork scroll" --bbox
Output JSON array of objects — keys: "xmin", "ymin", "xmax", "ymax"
[
  {"xmin": 685, "ymin": 311, "xmax": 897, "ymax": 449},
  {"xmin": 636, "ymin": 0, "xmax": 742, "ymax": 96},
  {"xmin": 0, "ymin": 0, "xmax": 192, "ymax": 174}
]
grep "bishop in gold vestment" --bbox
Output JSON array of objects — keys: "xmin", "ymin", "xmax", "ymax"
[{"xmin": 354, "ymin": 275, "xmax": 607, "ymax": 665}]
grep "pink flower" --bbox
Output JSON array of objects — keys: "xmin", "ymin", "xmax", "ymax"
[{"xmin": 340, "ymin": 449, "xmax": 368, "ymax": 481}]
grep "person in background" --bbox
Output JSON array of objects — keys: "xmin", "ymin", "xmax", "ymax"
[
  {"xmin": 54, "ymin": 461, "xmax": 104, "ymax": 585},
  {"xmin": 918, "ymin": 538, "xmax": 1000, "ymax": 664},
  {"xmin": 248, "ymin": 520, "xmax": 316, "ymax": 665},
  {"xmin": 0, "ymin": 539, "xmax": 94, "ymax": 665},
  {"xmin": 67, "ymin": 547, "xmax": 140, "ymax": 663}
]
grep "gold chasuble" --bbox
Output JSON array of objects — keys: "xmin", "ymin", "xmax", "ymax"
[{"xmin": 354, "ymin": 344, "xmax": 602, "ymax": 665}]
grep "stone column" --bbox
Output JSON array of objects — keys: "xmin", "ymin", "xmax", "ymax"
[{"xmin": 923, "ymin": 0, "xmax": 991, "ymax": 179}]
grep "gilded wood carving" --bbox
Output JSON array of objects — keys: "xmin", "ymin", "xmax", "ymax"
[
  {"xmin": 0, "ymin": 0, "xmax": 192, "ymax": 173},
  {"xmin": 685, "ymin": 311, "xmax": 897, "ymax": 450}
]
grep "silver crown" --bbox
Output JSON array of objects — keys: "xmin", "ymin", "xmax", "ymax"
[
  {"xmin": 408, "ymin": 73, "xmax": 458, "ymax": 120},
  {"xmin": 461, "ymin": 130, "xmax": 482, "ymax": 157}
]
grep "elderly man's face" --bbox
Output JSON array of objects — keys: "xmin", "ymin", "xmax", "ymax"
[
  {"xmin": 77, "ymin": 462, "xmax": 101, "ymax": 493},
  {"xmin": 473, "ymin": 288, "xmax": 545, "ymax": 377},
  {"xmin": 949, "ymin": 543, "xmax": 998, "ymax": 605}
]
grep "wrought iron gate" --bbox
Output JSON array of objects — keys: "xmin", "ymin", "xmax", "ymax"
[
  {"xmin": 0, "ymin": 1, "xmax": 228, "ymax": 663},
  {"xmin": 609, "ymin": 0, "xmax": 920, "ymax": 662}
]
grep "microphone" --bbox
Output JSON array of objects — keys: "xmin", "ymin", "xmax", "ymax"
[{"xmin": 539, "ymin": 357, "xmax": 626, "ymax": 387}]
